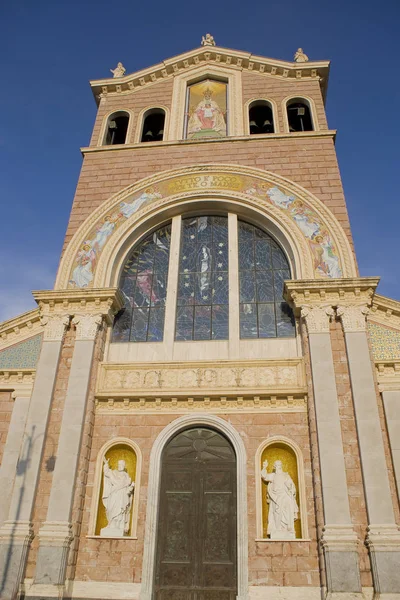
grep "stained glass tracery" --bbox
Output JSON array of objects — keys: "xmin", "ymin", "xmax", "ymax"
[
  {"xmin": 175, "ymin": 216, "xmax": 229, "ymax": 341},
  {"xmin": 238, "ymin": 221, "xmax": 295, "ymax": 338},
  {"xmin": 112, "ymin": 224, "xmax": 171, "ymax": 342}
]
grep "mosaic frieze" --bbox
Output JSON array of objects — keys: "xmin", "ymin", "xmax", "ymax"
[
  {"xmin": 68, "ymin": 173, "xmax": 343, "ymax": 289},
  {"xmin": 368, "ymin": 322, "xmax": 400, "ymax": 361},
  {"xmin": 0, "ymin": 334, "xmax": 42, "ymax": 369}
]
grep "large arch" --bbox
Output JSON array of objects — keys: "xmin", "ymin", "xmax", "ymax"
[
  {"xmin": 139, "ymin": 414, "xmax": 248, "ymax": 600},
  {"xmin": 56, "ymin": 164, "xmax": 357, "ymax": 290}
]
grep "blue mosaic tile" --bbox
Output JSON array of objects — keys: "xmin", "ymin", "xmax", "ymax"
[
  {"xmin": 368, "ymin": 322, "xmax": 400, "ymax": 361},
  {"xmin": 0, "ymin": 334, "xmax": 43, "ymax": 369}
]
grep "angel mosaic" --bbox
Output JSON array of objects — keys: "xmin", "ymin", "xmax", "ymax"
[{"xmin": 69, "ymin": 187, "xmax": 163, "ymax": 288}]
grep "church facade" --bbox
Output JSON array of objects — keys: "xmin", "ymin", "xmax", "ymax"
[{"xmin": 1, "ymin": 37, "xmax": 400, "ymax": 600}]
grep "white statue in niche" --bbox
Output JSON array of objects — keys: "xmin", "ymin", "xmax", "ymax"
[
  {"xmin": 100, "ymin": 457, "xmax": 134, "ymax": 537},
  {"xmin": 261, "ymin": 459, "xmax": 299, "ymax": 539}
]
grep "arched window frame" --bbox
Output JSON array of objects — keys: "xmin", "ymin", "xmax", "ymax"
[
  {"xmin": 282, "ymin": 96, "xmax": 319, "ymax": 133},
  {"xmin": 169, "ymin": 65, "xmax": 244, "ymax": 140},
  {"xmin": 135, "ymin": 105, "xmax": 169, "ymax": 143},
  {"xmin": 110, "ymin": 212, "xmax": 297, "ymax": 351},
  {"xmin": 88, "ymin": 437, "xmax": 142, "ymax": 539},
  {"xmin": 255, "ymin": 436, "xmax": 309, "ymax": 541},
  {"xmin": 245, "ymin": 98, "xmax": 279, "ymax": 135},
  {"xmin": 98, "ymin": 110, "xmax": 134, "ymax": 147}
]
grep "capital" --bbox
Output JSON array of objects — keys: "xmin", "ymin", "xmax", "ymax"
[
  {"xmin": 72, "ymin": 313, "xmax": 103, "ymax": 341},
  {"xmin": 337, "ymin": 304, "xmax": 369, "ymax": 333},
  {"xmin": 40, "ymin": 314, "xmax": 70, "ymax": 341},
  {"xmin": 301, "ymin": 305, "xmax": 335, "ymax": 334}
]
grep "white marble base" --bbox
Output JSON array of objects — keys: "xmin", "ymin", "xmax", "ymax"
[
  {"xmin": 100, "ymin": 525, "xmax": 125, "ymax": 538},
  {"xmin": 22, "ymin": 582, "xmax": 387, "ymax": 600}
]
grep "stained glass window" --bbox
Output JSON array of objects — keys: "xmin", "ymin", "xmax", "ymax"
[
  {"xmin": 112, "ymin": 224, "xmax": 171, "ymax": 342},
  {"xmin": 175, "ymin": 216, "xmax": 229, "ymax": 341},
  {"xmin": 238, "ymin": 221, "xmax": 295, "ymax": 338}
]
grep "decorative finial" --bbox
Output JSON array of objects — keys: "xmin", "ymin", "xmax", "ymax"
[
  {"xmin": 110, "ymin": 62, "xmax": 126, "ymax": 78},
  {"xmin": 201, "ymin": 33, "xmax": 216, "ymax": 47},
  {"xmin": 294, "ymin": 48, "xmax": 309, "ymax": 63}
]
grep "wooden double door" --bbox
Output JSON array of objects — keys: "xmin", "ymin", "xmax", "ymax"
[{"xmin": 154, "ymin": 427, "xmax": 237, "ymax": 600}]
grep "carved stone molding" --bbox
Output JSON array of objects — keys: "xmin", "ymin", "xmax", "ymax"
[
  {"xmin": 366, "ymin": 524, "xmax": 400, "ymax": 552},
  {"xmin": 0, "ymin": 308, "xmax": 42, "ymax": 351},
  {"xmin": 34, "ymin": 288, "xmax": 124, "ymax": 340},
  {"xmin": 72, "ymin": 313, "xmax": 103, "ymax": 341},
  {"xmin": 97, "ymin": 359, "xmax": 306, "ymax": 397},
  {"xmin": 337, "ymin": 305, "xmax": 369, "ymax": 333},
  {"xmin": 89, "ymin": 46, "xmax": 330, "ymax": 105},
  {"xmin": 0, "ymin": 519, "xmax": 34, "ymax": 545},
  {"xmin": 285, "ymin": 277, "xmax": 379, "ymax": 315},
  {"xmin": 320, "ymin": 524, "xmax": 359, "ymax": 552},
  {"xmin": 375, "ymin": 360, "xmax": 400, "ymax": 392},
  {"xmin": 95, "ymin": 394, "xmax": 307, "ymax": 414},
  {"xmin": 37, "ymin": 521, "xmax": 73, "ymax": 548},
  {"xmin": 370, "ymin": 293, "xmax": 400, "ymax": 331},
  {"xmin": 301, "ymin": 305, "xmax": 334, "ymax": 334},
  {"xmin": 0, "ymin": 369, "xmax": 35, "ymax": 397}
]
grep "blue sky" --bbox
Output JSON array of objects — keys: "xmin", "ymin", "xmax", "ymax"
[{"xmin": 0, "ymin": 0, "xmax": 399, "ymax": 322}]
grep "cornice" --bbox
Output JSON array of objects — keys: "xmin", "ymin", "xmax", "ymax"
[
  {"xmin": 90, "ymin": 46, "xmax": 330, "ymax": 105},
  {"xmin": 370, "ymin": 293, "xmax": 400, "ymax": 331},
  {"xmin": 375, "ymin": 359, "xmax": 400, "ymax": 392},
  {"xmin": 0, "ymin": 308, "xmax": 42, "ymax": 351},
  {"xmin": 0, "ymin": 368, "xmax": 35, "ymax": 397},
  {"xmin": 33, "ymin": 288, "xmax": 124, "ymax": 325},
  {"xmin": 95, "ymin": 394, "xmax": 307, "ymax": 414},
  {"xmin": 81, "ymin": 130, "xmax": 337, "ymax": 155},
  {"xmin": 284, "ymin": 277, "xmax": 380, "ymax": 315}
]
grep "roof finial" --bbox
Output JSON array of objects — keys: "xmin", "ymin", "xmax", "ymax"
[
  {"xmin": 294, "ymin": 48, "xmax": 309, "ymax": 63},
  {"xmin": 110, "ymin": 62, "xmax": 126, "ymax": 78},
  {"xmin": 201, "ymin": 33, "xmax": 216, "ymax": 47}
]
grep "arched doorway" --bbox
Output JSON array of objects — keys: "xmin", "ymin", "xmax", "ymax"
[{"xmin": 153, "ymin": 427, "xmax": 237, "ymax": 599}]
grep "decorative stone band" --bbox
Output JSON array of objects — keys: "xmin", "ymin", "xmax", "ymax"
[
  {"xmin": 33, "ymin": 288, "xmax": 124, "ymax": 341},
  {"xmin": 37, "ymin": 521, "xmax": 73, "ymax": 548},
  {"xmin": 96, "ymin": 394, "xmax": 307, "ymax": 413},
  {"xmin": 300, "ymin": 305, "xmax": 334, "ymax": 334},
  {"xmin": 375, "ymin": 360, "xmax": 400, "ymax": 392},
  {"xmin": 366, "ymin": 524, "xmax": 400, "ymax": 552},
  {"xmin": 320, "ymin": 524, "xmax": 359, "ymax": 553},
  {"xmin": 97, "ymin": 359, "xmax": 306, "ymax": 396}
]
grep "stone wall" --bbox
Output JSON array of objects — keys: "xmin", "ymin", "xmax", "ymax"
[{"xmin": 72, "ymin": 411, "xmax": 320, "ymax": 587}]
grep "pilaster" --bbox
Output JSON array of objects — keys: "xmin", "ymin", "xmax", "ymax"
[
  {"xmin": 338, "ymin": 303, "xmax": 400, "ymax": 595},
  {"xmin": 288, "ymin": 288, "xmax": 361, "ymax": 594},
  {"xmin": 286, "ymin": 277, "xmax": 400, "ymax": 595},
  {"xmin": 0, "ymin": 288, "xmax": 123, "ymax": 600},
  {"xmin": 34, "ymin": 292, "xmax": 122, "ymax": 590}
]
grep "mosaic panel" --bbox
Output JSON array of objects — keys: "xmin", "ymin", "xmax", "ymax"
[
  {"xmin": 68, "ymin": 173, "xmax": 343, "ymax": 289},
  {"xmin": 0, "ymin": 334, "xmax": 42, "ymax": 369},
  {"xmin": 368, "ymin": 322, "xmax": 400, "ymax": 360}
]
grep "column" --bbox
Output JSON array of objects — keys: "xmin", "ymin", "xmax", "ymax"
[
  {"xmin": 301, "ymin": 305, "xmax": 361, "ymax": 593},
  {"xmin": 34, "ymin": 312, "xmax": 105, "ymax": 587},
  {"xmin": 228, "ymin": 213, "xmax": 240, "ymax": 359},
  {"xmin": 0, "ymin": 315, "xmax": 69, "ymax": 600},
  {"xmin": 338, "ymin": 304, "xmax": 400, "ymax": 594}
]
